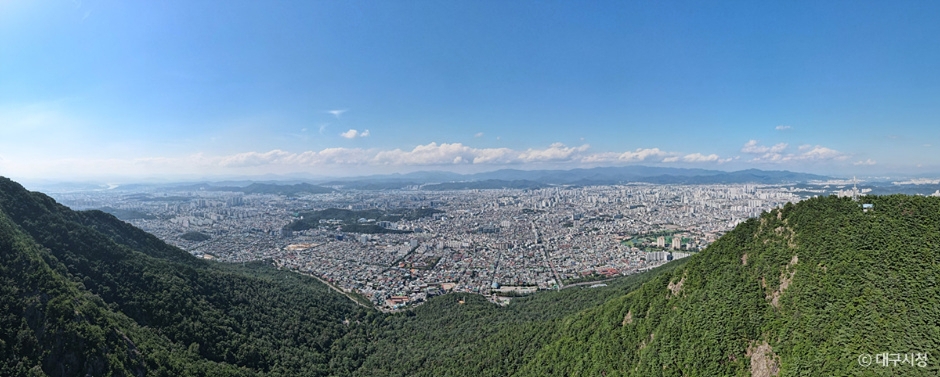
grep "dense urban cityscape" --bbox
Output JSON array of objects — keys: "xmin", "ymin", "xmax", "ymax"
[{"xmin": 49, "ymin": 182, "xmax": 827, "ymax": 309}]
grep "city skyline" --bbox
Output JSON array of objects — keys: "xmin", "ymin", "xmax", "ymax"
[
  {"xmin": 51, "ymin": 180, "xmax": 797, "ymax": 309},
  {"xmin": 3, "ymin": 1, "xmax": 940, "ymax": 181}
]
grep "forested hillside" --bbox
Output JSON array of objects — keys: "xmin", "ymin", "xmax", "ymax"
[
  {"xmin": 512, "ymin": 195, "xmax": 939, "ymax": 376},
  {"xmin": 0, "ymin": 186, "xmax": 250, "ymax": 376},
  {"xmin": 1, "ymin": 176, "xmax": 937, "ymax": 376},
  {"xmin": 340, "ymin": 261, "xmax": 686, "ymax": 377},
  {"xmin": 0, "ymin": 177, "xmax": 366, "ymax": 376}
]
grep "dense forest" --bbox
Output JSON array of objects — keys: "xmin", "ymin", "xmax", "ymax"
[
  {"xmin": 96, "ymin": 206, "xmax": 156, "ymax": 221},
  {"xmin": 0, "ymin": 177, "xmax": 364, "ymax": 376},
  {"xmin": 179, "ymin": 231, "xmax": 211, "ymax": 242},
  {"xmin": 1, "ymin": 176, "xmax": 937, "ymax": 376},
  {"xmin": 288, "ymin": 207, "xmax": 444, "ymax": 233}
]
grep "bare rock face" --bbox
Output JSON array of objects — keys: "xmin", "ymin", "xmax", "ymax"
[
  {"xmin": 747, "ymin": 341, "xmax": 780, "ymax": 377},
  {"xmin": 622, "ymin": 309, "xmax": 633, "ymax": 325},
  {"xmin": 667, "ymin": 274, "xmax": 686, "ymax": 296},
  {"xmin": 767, "ymin": 255, "xmax": 798, "ymax": 308}
]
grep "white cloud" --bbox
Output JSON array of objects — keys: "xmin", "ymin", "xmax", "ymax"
[
  {"xmin": 371, "ymin": 142, "xmax": 582, "ymax": 166},
  {"xmin": 475, "ymin": 132, "xmax": 484, "ymax": 138},
  {"xmin": 220, "ymin": 148, "xmax": 375, "ymax": 167},
  {"xmin": 327, "ymin": 109, "xmax": 347, "ymax": 118},
  {"xmin": 219, "ymin": 149, "xmax": 292, "ymax": 168},
  {"xmin": 329, "ymin": 143, "xmax": 689, "ymax": 166},
  {"xmin": 681, "ymin": 153, "xmax": 720, "ymax": 163},
  {"xmin": 619, "ymin": 148, "xmax": 666, "ymax": 162},
  {"xmin": 375, "ymin": 143, "xmax": 479, "ymax": 165},
  {"xmin": 580, "ymin": 147, "xmax": 703, "ymax": 164},
  {"xmin": 305, "ymin": 148, "xmax": 372, "ymax": 165},
  {"xmin": 741, "ymin": 140, "xmax": 788, "ymax": 154},
  {"xmin": 797, "ymin": 145, "xmax": 846, "ymax": 161},
  {"xmin": 518, "ymin": 143, "xmax": 590, "ymax": 162},
  {"xmin": 854, "ymin": 159, "xmax": 876, "ymax": 166},
  {"xmin": 616, "ymin": 148, "xmax": 669, "ymax": 162},
  {"xmin": 471, "ymin": 147, "xmax": 517, "ymax": 164},
  {"xmin": 742, "ymin": 140, "xmax": 848, "ymax": 163},
  {"xmin": 0, "ymin": 141, "xmax": 742, "ymax": 180},
  {"xmin": 215, "ymin": 144, "xmax": 715, "ymax": 168},
  {"xmin": 662, "ymin": 153, "xmax": 726, "ymax": 164},
  {"xmin": 775, "ymin": 125, "xmax": 792, "ymax": 131},
  {"xmin": 340, "ymin": 129, "xmax": 369, "ymax": 139}
]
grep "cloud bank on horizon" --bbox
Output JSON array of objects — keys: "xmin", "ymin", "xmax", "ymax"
[
  {"xmin": 0, "ymin": 140, "xmax": 859, "ymax": 181},
  {"xmin": 1, "ymin": 1, "xmax": 938, "ymax": 181}
]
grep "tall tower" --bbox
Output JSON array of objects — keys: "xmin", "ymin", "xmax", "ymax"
[{"xmin": 852, "ymin": 176, "xmax": 859, "ymax": 202}]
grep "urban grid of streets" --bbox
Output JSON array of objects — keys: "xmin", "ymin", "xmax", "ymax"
[{"xmin": 53, "ymin": 184, "xmax": 807, "ymax": 309}]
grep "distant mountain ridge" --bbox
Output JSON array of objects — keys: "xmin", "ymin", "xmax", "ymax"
[
  {"xmin": 321, "ymin": 166, "xmax": 829, "ymax": 190},
  {"xmin": 464, "ymin": 166, "xmax": 828, "ymax": 184},
  {"xmin": 28, "ymin": 166, "xmax": 830, "ymax": 193},
  {"xmin": 421, "ymin": 179, "xmax": 549, "ymax": 191},
  {"xmin": 173, "ymin": 182, "xmax": 335, "ymax": 195}
]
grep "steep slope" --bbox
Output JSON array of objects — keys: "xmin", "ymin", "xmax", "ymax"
[
  {"xmin": 515, "ymin": 196, "xmax": 939, "ymax": 376},
  {"xmin": 0, "ymin": 194, "xmax": 251, "ymax": 376},
  {"xmin": 342, "ymin": 260, "xmax": 686, "ymax": 377},
  {"xmin": 0, "ymin": 177, "xmax": 367, "ymax": 376},
  {"xmin": 0, "ymin": 205, "xmax": 144, "ymax": 376}
]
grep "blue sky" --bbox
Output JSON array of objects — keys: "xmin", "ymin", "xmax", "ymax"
[{"xmin": 2, "ymin": 0, "xmax": 939, "ymax": 181}]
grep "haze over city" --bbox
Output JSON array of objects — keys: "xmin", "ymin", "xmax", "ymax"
[{"xmin": 2, "ymin": 1, "xmax": 940, "ymax": 182}]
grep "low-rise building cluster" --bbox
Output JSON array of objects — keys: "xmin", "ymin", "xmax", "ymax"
[{"xmin": 53, "ymin": 183, "xmax": 804, "ymax": 309}]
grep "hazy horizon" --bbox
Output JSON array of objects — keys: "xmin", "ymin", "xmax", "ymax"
[{"xmin": 3, "ymin": 1, "xmax": 940, "ymax": 182}]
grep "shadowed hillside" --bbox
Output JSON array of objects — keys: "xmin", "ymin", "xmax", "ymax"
[{"xmin": 0, "ymin": 177, "xmax": 365, "ymax": 376}]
